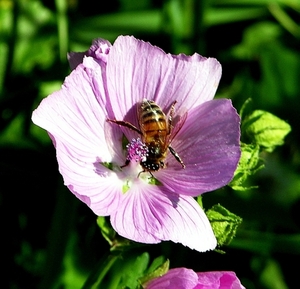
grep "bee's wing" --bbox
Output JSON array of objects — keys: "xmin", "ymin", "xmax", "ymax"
[{"xmin": 168, "ymin": 108, "xmax": 188, "ymax": 144}]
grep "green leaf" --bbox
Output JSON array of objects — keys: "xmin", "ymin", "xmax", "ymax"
[
  {"xmin": 97, "ymin": 217, "xmax": 116, "ymax": 247},
  {"xmin": 231, "ymin": 21, "xmax": 282, "ymax": 61},
  {"xmin": 206, "ymin": 204, "xmax": 243, "ymax": 247},
  {"xmin": 268, "ymin": 2, "xmax": 300, "ymax": 38},
  {"xmin": 82, "ymin": 251, "xmax": 149, "ymax": 289},
  {"xmin": 197, "ymin": 195, "xmax": 203, "ymax": 208},
  {"xmin": 146, "ymin": 256, "xmax": 168, "ymax": 276},
  {"xmin": 243, "ymin": 110, "xmax": 291, "ymax": 152},
  {"xmin": 205, "ymin": 7, "xmax": 267, "ymax": 26},
  {"xmin": 96, "ymin": 217, "xmax": 132, "ymax": 252},
  {"xmin": 259, "ymin": 258, "xmax": 289, "ymax": 289},
  {"xmin": 71, "ymin": 10, "xmax": 161, "ymax": 44},
  {"xmin": 139, "ymin": 259, "xmax": 169, "ymax": 288},
  {"xmin": 116, "ymin": 252, "xmax": 150, "ymax": 289}
]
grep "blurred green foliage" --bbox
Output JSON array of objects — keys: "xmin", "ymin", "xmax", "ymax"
[{"xmin": 1, "ymin": 0, "xmax": 300, "ymax": 288}]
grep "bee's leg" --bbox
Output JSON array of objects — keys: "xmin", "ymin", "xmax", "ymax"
[
  {"xmin": 136, "ymin": 166, "xmax": 158, "ymax": 178},
  {"xmin": 168, "ymin": 100, "xmax": 177, "ymax": 133},
  {"xmin": 168, "ymin": 145, "xmax": 185, "ymax": 168},
  {"xmin": 148, "ymin": 171, "xmax": 155, "ymax": 178},
  {"xmin": 137, "ymin": 169, "xmax": 151, "ymax": 178},
  {"xmin": 120, "ymin": 159, "xmax": 130, "ymax": 169},
  {"xmin": 107, "ymin": 119, "xmax": 142, "ymax": 135}
]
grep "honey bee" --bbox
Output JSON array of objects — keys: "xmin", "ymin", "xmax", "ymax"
[{"xmin": 107, "ymin": 99, "xmax": 186, "ymax": 172}]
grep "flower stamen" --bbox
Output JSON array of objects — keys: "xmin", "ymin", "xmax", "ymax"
[{"xmin": 126, "ymin": 138, "xmax": 149, "ymax": 162}]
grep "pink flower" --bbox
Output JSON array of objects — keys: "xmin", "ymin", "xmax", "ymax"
[
  {"xmin": 32, "ymin": 36, "xmax": 240, "ymax": 252},
  {"xmin": 146, "ymin": 268, "xmax": 246, "ymax": 289}
]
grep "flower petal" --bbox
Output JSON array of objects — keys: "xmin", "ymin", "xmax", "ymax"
[
  {"xmin": 157, "ymin": 99, "xmax": 240, "ymax": 196},
  {"xmin": 86, "ymin": 38, "xmax": 111, "ymax": 62},
  {"xmin": 55, "ymin": 140, "xmax": 122, "ymax": 215},
  {"xmin": 195, "ymin": 271, "xmax": 246, "ymax": 289},
  {"xmin": 110, "ymin": 181, "xmax": 217, "ymax": 252},
  {"xmin": 146, "ymin": 268, "xmax": 198, "ymax": 289},
  {"xmin": 32, "ymin": 57, "xmax": 123, "ymax": 215},
  {"xmin": 32, "ymin": 57, "xmax": 111, "ymax": 162},
  {"xmin": 146, "ymin": 269, "xmax": 246, "ymax": 289},
  {"xmin": 68, "ymin": 38, "xmax": 112, "ymax": 70},
  {"xmin": 106, "ymin": 35, "xmax": 221, "ymax": 126}
]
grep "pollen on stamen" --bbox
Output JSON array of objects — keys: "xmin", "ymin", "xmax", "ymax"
[{"xmin": 126, "ymin": 138, "xmax": 149, "ymax": 162}]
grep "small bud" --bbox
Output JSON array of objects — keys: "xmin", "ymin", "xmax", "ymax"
[
  {"xmin": 206, "ymin": 204, "xmax": 242, "ymax": 247},
  {"xmin": 229, "ymin": 143, "xmax": 264, "ymax": 191},
  {"xmin": 243, "ymin": 110, "xmax": 291, "ymax": 152}
]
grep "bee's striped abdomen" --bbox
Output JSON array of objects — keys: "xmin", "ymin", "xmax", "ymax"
[{"xmin": 139, "ymin": 100, "xmax": 167, "ymax": 136}]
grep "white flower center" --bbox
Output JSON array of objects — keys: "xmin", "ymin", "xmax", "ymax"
[{"xmin": 102, "ymin": 138, "xmax": 159, "ymax": 193}]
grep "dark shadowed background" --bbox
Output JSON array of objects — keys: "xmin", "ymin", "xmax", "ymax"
[{"xmin": 1, "ymin": 0, "xmax": 299, "ymax": 288}]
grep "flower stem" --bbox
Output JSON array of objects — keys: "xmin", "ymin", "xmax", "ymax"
[
  {"xmin": 81, "ymin": 253, "xmax": 120, "ymax": 289},
  {"xmin": 55, "ymin": 0, "xmax": 68, "ymax": 63}
]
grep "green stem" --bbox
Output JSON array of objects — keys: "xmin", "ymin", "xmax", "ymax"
[
  {"xmin": 193, "ymin": 0, "xmax": 209, "ymax": 54},
  {"xmin": 82, "ymin": 253, "xmax": 120, "ymax": 289},
  {"xmin": 1, "ymin": 0, "xmax": 19, "ymax": 93},
  {"xmin": 55, "ymin": 0, "xmax": 69, "ymax": 63},
  {"xmin": 268, "ymin": 3, "xmax": 300, "ymax": 38}
]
